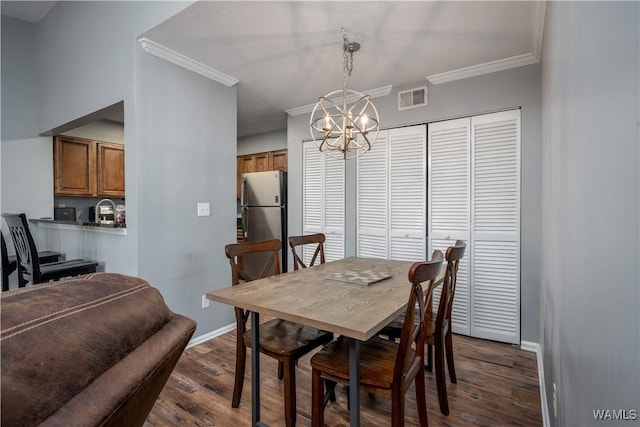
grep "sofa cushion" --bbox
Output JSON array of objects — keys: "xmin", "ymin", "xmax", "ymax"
[{"xmin": 1, "ymin": 272, "xmax": 196, "ymax": 426}]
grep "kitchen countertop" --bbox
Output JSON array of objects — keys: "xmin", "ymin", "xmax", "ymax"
[{"xmin": 29, "ymin": 219, "xmax": 127, "ymax": 235}]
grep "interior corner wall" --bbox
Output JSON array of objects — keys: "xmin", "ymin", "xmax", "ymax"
[
  {"xmin": 287, "ymin": 63, "xmax": 542, "ymax": 343},
  {"xmin": 136, "ymin": 47, "xmax": 237, "ymax": 336},
  {"xmin": 540, "ymin": 2, "xmax": 639, "ymax": 426}
]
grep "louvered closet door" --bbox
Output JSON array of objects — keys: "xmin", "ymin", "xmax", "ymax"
[
  {"xmin": 428, "ymin": 118, "xmax": 471, "ymax": 335},
  {"xmin": 470, "ymin": 110, "xmax": 520, "ymax": 344},
  {"xmin": 323, "ymin": 154, "xmax": 345, "ymax": 261},
  {"xmin": 302, "ymin": 141, "xmax": 344, "ymax": 264},
  {"xmin": 357, "ymin": 125, "xmax": 426, "ymax": 261},
  {"xmin": 357, "ymin": 131, "xmax": 389, "ymax": 259},
  {"xmin": 389, "ymin": 125, "xmax": 426, "ymax": 261}
]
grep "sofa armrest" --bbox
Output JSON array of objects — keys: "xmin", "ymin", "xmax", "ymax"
[{"xmin": 1, "ymin": 273, "xmax": 197, "ymax": 426}]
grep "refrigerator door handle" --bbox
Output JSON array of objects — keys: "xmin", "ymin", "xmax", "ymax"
[
  {"xmin": 242, "ymin": 206, "xmax": 249, "ymax": 239},
  {"xmin": 240, "ymin": 176, "xmax": 247, "ymax": 207}
]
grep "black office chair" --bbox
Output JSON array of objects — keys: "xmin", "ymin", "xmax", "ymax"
[{"xmin": 2, "ymin": 213, "xmax": 98, "ymax": 285}]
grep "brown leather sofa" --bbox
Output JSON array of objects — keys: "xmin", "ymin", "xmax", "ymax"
[{"xmin": 1, "ymin": 273, "xmax": 197, "ymax": 426}]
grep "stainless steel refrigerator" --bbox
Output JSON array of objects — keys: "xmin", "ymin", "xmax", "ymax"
[{"xmin": 240, "ymin": 170, "xmax": 287, "ymax": 276}]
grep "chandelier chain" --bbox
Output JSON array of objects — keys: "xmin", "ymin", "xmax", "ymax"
[{"xmin": 342, "ymin": 30, "xmax": 354, "ymax": 90}]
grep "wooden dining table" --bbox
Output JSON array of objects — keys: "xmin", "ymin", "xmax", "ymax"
[{"xmin": 207, "ymin": 256, "xmax": 422, "ymax": 427}]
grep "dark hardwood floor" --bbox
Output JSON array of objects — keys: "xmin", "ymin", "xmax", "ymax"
[{"xmin": 145, "ymin": 326, "xmax": 542, "ymax": 426}]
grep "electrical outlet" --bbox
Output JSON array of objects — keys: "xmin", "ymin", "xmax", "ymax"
[
  {"xmin": 201, "ymin": 294, "xmax": 210, "ymax": 309},
  {"xmin": 197, "ymin": 202, "xmax": 210, "ymax": 217},
  {"xmin": 553, "ymin": 383, "xmax": 558, "ymax": 418}
]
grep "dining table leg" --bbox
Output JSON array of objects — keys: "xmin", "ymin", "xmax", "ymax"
[
  {"xmin": 348, "ymin": 338, "xmax": 360, "ymax": 427},
  {"xmin": 251, "ymin": 311, "xmax": 268, "ymax": 427}
]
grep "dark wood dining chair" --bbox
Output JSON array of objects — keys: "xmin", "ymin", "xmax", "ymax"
[
  {"xmin": 310, "ymin": 257, "xmax": 443, "ymax": 427},
  {"xmin": 288, "ymin": 233, "xmax": 325, "ymax": 270},
  {"xmin": 380, "ymin": 241, "xmax": 466, "ymax": 416},
  {"xmin": 428, "ymin": 240, "xmax": 465, "ymax": 415},
  {"xmin": 2, "ymin": 213, "xmax": 98, "ymax": 285},
  {"xmin": 225, "ymin": 239, "xmax": 333, "ymax": 427}
]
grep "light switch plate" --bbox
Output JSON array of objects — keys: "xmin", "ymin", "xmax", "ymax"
[
  {"xmin": 197, "ymin": 202, "xmax": 210, "ymax": 217},
  {"xmin": 201, "ymin": 294, "xmax": 210, "ymax": 309}
]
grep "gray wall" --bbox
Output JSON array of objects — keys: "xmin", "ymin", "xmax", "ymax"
[
  {"xmin": 63, "ymin": 120, "xmax": 125, "ymax": 145},
  {"xmin": 136, "ymin": 48, "xmax": 237, "ymax": 336},
  {"xmin": 540, "ymin": 2, "xmax": 639, "ymax": 425},
  {"xmin": 2, "ymin": 2, "xmax": 237, "ymax": 337},
  {"xmin": 36, "ymin": 1, "xmax": 191, "ymax": 134},
  {"xmin": 238, "ymin": 128, "xmax": 286, "ymax": 156},
  {"xmin": 1, "ymin": 17, "xmax": 39, "ymax": 140},
  {"xmin": 1, "ymin": 17, "xmax": 53, "ymax": 228},
  {"xmin": 287, "ymin": 63, "xmax": 542, "ymax": 342}
]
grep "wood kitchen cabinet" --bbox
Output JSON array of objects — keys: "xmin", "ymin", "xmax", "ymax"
[
  {"xmin": 97, "ymin": 142, "xmax": 125, "ymax": 197},
  {"xmin": 236, "ymin": 149, "xmax": 287, "ymax": 198},
  {"xmin": 54, "ymin": 136, "xmax": 97, "ymax": 196},
  {"xmin": 270, "ymin": 149, "xmax": 287, "ymax": 171},
  {"xmin": 54, "ymin": 136, "xmax": 125, "ymax": 198}
]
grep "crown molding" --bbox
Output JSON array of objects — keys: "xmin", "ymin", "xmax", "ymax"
[
  {"xmin": 426, "ymin": 53, "xmax": 539, "ymax": 85},
  {"xmin": 138, "ymin": 37, "xmax": 239, "ymax": 87},
  {"xmin": 427, "ymin": 2, "xmax": 546, "ymax": 85},
  {"xmin": 531, "ymin": 1, "xmax": 547, "ymax": 61},
  {"xmin": 286, "ymin": 85, "xmax": 393, "ymax": 116}
]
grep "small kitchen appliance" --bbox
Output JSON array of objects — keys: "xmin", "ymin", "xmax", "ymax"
[
  {"xmin": 95, "ymin": 199, "xmax": 116, "ymax": 225},
  {"xmin": 54, "ymin": 207, "xmax": 76, "ymax": 222}
]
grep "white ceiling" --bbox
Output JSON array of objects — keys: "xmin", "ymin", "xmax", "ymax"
[
  {"xmin": 1, "ymin": 1, "xmax": 55, "ymax": 23},
  {"xmin": 2, "ymin": 1, "xmax": 545, "ymax": 138},
  {"xmin": 144, "ymin": 1, "xmax": 544, "ymax": 137}
]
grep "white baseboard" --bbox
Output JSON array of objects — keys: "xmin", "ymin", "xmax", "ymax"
[
  {"xmin": 521, "ymin": 341, "xmax": 550, "ymax": 427},
  {"xmin": 186, "ymin": 323, "xmax": 236, "ymax": 349}
]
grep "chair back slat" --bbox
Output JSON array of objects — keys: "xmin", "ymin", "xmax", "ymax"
[{"xmin": 288, "ymin": 233, "xmax": 325, "ymax": 270}]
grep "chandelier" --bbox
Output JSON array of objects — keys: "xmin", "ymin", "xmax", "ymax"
[{"xmin": 310, "ymin": 29, "xmax": 379, "ymax": 160}]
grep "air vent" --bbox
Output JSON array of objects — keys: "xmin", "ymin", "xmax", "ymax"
[{"xmin": 398, "ymin": 86, "xmax": 428, "ymax": 111}]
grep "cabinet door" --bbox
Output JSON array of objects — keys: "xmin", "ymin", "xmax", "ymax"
[
  {"xmin": 54, "ymin": 136, "xmax": 97, "ymax": 196},
  {"xmin": 97, "ymin": 142, "xmax": 125, "ymax": 197},
  {"xmin": 254, "ymin": 152, "xmax": 269, "ymax": 172},
  {"xmin": 270, "ymin": 150, "xmax": 288, "ymax": 171},
  {"xmin": 239, "ymin": 155, "xmax": 255, "ymax": 174}
]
